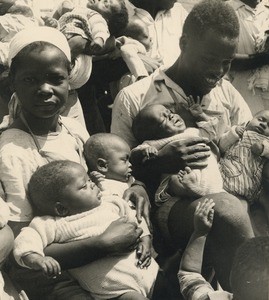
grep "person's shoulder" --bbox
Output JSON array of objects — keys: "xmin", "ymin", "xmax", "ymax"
[
  {"xmin": 0, "ymin": 128, "xmax": 32, "ymax": 148},
  {"xmin": 115, "ymin": 73, "xmax": 155, "ymax": 102},
  {"xmin": 60, "ymin": 116, "xmax": 90, "ymax": 141}
]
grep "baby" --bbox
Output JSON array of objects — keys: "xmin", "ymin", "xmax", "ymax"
[
  {"xmin": 219, "ymin": 110, "xmax": 269, "ymax": 216},
  {"xmin": 13, "ymin": 160, "xmax": 159, "ymax": 300},
  {"xmin": 84, "ymin": 133, "xmax": 139, "ymax": 199},
  {"xmin": 131, "ymin": 101, "xmax": 224, "ymax": 203}
]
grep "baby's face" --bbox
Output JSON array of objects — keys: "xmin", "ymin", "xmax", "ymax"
[
  {"xmin": 138, "ymin": 27, "xmax": 152, "ymax": 52},
  {"xmin": 62, "ymin": 164, "xmax": 102, "ymax": 215},
  {"xmin": 87, "ymin": 0, "xmax": 120, "ymax": 14},
  {"xmin": 150, "ymin": 104, "xmax": 186, "ymax": 138},
  {"xmin": 246, "ymin": 111, "xmax": 269, "ymax": 137},
  {"xmin": 106, "ymin": 138, "xmax": 132, "ymax": 182}
]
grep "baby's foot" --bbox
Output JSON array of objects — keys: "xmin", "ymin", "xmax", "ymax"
[{"xmin": 178, "ymin": 167, "xmax": 205, "ymax": 197}]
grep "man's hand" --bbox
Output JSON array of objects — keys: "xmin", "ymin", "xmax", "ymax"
[
  {"xmin": 158, "ymin": 136, "xmax": 211, "ymax": 172},
  {"xmin": 99, "ymin": 217, "xmax": 143, "ymax": 255},
  {"xmin": 123, "ymin": 184, "xmax": 152, "ymax": 232}
]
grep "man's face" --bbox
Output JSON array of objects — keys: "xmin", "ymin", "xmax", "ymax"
[{"xmin": 180, "ymin": 29, "xmax": 237, "ymax": 96}]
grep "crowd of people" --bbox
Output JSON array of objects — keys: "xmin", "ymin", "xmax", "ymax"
[{"xmin": 0, "ymin": 0, "xmax": 269, "ymax": 299}]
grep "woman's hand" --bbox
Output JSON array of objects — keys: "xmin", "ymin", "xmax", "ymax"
[
  {"xmin": 99, "ymin": 217, "xmax": 143, "ymax": 255},
  {"xmin": 123, "ymin": 183, "xmax": 152, "ymax": 232},
  {"xmin": 158, "ymin": 136, "xmax": 211, "ymax": 172}
]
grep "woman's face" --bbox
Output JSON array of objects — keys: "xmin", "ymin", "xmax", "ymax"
[{"xmin": 11, "ymin": 45, "xmax": 69, "ymax": 119}]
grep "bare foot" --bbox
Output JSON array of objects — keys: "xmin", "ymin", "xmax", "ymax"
[{"xmin": 177, "ymin": 167, "xmax": 206, "ymax": 196}]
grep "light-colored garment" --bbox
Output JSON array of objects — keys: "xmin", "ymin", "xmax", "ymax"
[
  {"xmin": 111, "ymin": 68, "xmax": 253, "ymax": 149},
  {"xmin": 178, "ymin": 270, "xmax": 233, "ymax": 300},
  {"xmin": 100, "ymin": 178, "xmax": 134, "ymax": 198},
  {"xmin": 153, "ymin": 128, "xmax": 224, "ymax": 205},
  {"xmin": 59, "ymin": 6, "xmax": 109, "ymax": 44},
  {"xmin": 0, "ymin": 116, "xmax": 89, "ymax": 222},
  {"xmin": 14, "ymin": 196, "xmax": 158, "ymax": 299},
  {"xmin": 227, "ymin": 0, "xmax": 269, "ymax": 114},
  {"xmin": 0, "ymin": 13, "xmax": 38, "ymax": 66},
  {"xmin": 126, "ymin": 1, "xmax": 187, "ymax": 67},
  {"xmin": 219, "ymin": 130, "xmax": 269, "ymax": 204}
]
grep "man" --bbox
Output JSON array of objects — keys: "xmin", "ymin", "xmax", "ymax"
[{"xmin": 112, "ymin": 0, "xmax": 254, "ymax": 291}]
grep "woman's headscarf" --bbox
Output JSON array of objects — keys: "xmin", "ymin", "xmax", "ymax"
[{"xmin": 8, "ymin": 26, "xmax": 71, "ymax": 66}]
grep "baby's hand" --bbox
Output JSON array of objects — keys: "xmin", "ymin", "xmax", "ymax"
[
  {"xmin": 194, "ymin": 198, "xmax": 215, "ymax": 235},
  {"xmin": 142, "ymin": 146, "xmax": 158, "ymax": 162},
  {"xmin": 235, "ymin": 125, "xmax": 245, "ymax": 138},
  {"xmin": 23, "ymin": 254, "xmax": 61, "ymax": 278},
  {"xmin": 89, "ymin": 171, "xmax": 105, "ymax": 190},
  {"xmin": 187, "ymin": 96, "xmax": 203, "ymax": 117},
  {"xmin": 136, "ymin": 235, "xmax": 152, "ymax": 268},
  {"xmin": 42, "ymin": 16, "xmax": 58, "ymax": 28}
]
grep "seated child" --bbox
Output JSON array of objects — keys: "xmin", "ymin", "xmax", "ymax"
[
  {"xmin": 131, "ymin": 101, "xmax": 224, "ymax": 203},
  {"xmin": 13, "ymin": 160, "xmax": 159, "ymax": 300},
  {"xmin": 84, "ymin": 133, "xmax": 134, "ymax": 199},
  {"xmin": 219, "ymin": 109, "xmax": 269, "ymax": 218},
  {"xmin": 178, "ymin": 199, "xmax": 269, "ymax": 300}
]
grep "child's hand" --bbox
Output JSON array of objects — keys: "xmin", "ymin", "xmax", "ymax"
[
  {"xmin": 194, "ymin": 198, "xmax": 215, "ymax": 235},
  {"xmin": 68, "ymin": 35, "xmax": 88, "ymax": 60},
  {"xmin": 235, "ymin": 125, "xmax": 245, "ymax": 138},
  {"xmin": 142, "ymin": 146, "xmax": 158, "ymax": 163},
  {"xmin": 136, "ymin": 235, "xmax": 152, "ymax": 268},
  {"xmin": 41, "ymin": 16, "xmax": 58, "ymax": 28},
  {"xmin": 187, "ymin": 96, "xmax": 203, "ymax": 117},
  {"xmin": 89, "ymin": 171, "xmax": 105, "ymax": 190},
  {"xmin": 23, "ymin": 254, "xmax": 61, "ymax": 278}
]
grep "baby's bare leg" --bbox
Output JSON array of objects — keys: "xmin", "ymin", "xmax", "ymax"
[{"xmin": 117, "ymin": 291, "xmax": 148, "ymax": 300}]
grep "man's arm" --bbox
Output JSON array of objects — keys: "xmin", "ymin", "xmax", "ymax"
[{"xmin": 230, "ymin": 52, "xmax": 269, "ymax": 71}]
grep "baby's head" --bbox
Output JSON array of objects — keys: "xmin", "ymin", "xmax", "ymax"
[
  {"xmin": 84, "ymin": 133, "xmax": 132, "ymax": 182},
  {"xmin": 246, "ymin": 110, "xmax": 269, "ymax": 137},
  {"xmin": 122, "ymin": 18, "xmax": 152, "ymax": 51},
  {"xmin": 230, "ymin": 237, "xmax": 269, "ymax": 300},
  {"xmin": 28, "ymin": 160, "xmax": 101, "ymax": 217},
  {"xmin": 132, "ymin": 104, "xmax": 186, "ymax": 143},
  {"xmin": 87, "ymin": 0, "xmax": 128, "ymax": 37}
]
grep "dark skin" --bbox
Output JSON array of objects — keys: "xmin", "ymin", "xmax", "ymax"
[
  {"xmin": 130, "ymin": 0, "xmax": 177, "ymax": 19},
  {"xmin": 230, "ymin": 0, "xmax": 269, "ymax": 71}
]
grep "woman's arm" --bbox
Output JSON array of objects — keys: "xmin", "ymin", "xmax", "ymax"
[{"xmin": 44, "ymin": 217, "xmax": 143, "ymax": 270}]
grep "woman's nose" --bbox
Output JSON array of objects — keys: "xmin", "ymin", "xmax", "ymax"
[{"xmin": 38, "ymin": 83, "xmax": 53, "ymax": 97}]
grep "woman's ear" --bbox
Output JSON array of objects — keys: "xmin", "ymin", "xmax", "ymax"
[
  {"xmin": 55, "ymin": 202, "xmax": 69, "ymax": 217},
  {"xmin": 97, "ymin": 158, "xmax": 108, "ymax": 173}
]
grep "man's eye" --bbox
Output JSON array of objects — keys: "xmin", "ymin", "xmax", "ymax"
[{"xmin": 23, "ymin": 77, "xmax": 35, "ymax": 83}]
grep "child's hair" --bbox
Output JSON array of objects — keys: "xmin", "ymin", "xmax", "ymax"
[
  {"xmin": 84, "ymin": 133, "xmax": 126, "ymax": 171},
  {"xmin": 9, "ymin": 41, "xmax": 71, "ymax": 75},
  {"xmin": 93, "ymin": 0, "xmax": 128, "ymax": 37},
  {"xmin": 28, "ymin": 160, "xmax": 80, "ymax": 216},
  {"xmin": 183, "ymin": 0, "xmax": 239, "ymax": 40},
  {"xmin": 230, "ymin": 237, "xmax": 269, "ymax": 300},
  {"xmin": 132, "ymin": 105, "xmax": 165, "ymax": 143}
]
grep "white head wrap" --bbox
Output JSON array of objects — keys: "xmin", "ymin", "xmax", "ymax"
[{"xmin": 8, "ymin": 26, "xmax": 71, "ymax": 66}]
